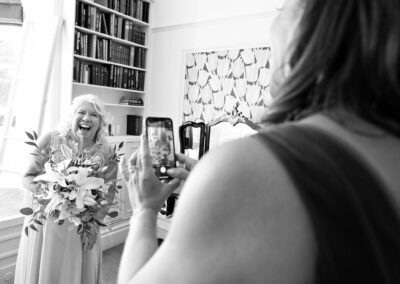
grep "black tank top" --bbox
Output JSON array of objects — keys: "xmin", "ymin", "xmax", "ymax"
[{"xmin": 256, "ymin": 124, "xmax": 400, "ymax": 283}]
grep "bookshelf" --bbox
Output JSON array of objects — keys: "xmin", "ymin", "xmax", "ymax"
[{"xmin": 72, "ymin": 0, "xmax": 150, "ymax": 139}]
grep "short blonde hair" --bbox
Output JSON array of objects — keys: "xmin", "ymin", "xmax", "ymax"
[{"xmin": 59, "ymin": 94, "xmax": 109, "ymax": 143}]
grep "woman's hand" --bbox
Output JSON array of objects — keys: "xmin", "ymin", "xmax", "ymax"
[
  {"xmin": 165, "ymin": 153, "xmax": 198, "ymax": 193},
  {"xmin": 166, "ymin": 153, "xmax": 198, "ymax": 181},
  {"xmin": 119, "ymin": 134, "xmax": 181, "ymax": 213}
]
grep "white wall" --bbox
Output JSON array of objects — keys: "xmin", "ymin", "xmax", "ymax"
[{"xmin": 146, "ymin": 0, "xmax": 280, "ymax": 142}]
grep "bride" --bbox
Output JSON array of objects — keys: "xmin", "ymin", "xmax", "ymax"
[{"xmin": 14, "ymin": 94, "xmax": 117, "ymax": 284}]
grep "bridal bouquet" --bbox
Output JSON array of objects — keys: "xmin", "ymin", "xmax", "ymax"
[{"xmin": 20, "ymin": 131, "xmax": 123, "ymax": 250}]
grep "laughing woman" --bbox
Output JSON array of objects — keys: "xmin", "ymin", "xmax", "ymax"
[{"xmin": 15, "ymin": 94, "xmax": 117, "ymax": 284}]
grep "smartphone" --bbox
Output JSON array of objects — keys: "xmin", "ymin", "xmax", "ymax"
[{"xmin": 145, "ymin": 117, "xmax": 176, "ymax": 180}]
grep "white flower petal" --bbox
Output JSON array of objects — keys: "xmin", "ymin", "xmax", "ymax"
[
  {"xmin": 101, "ymin": 183, "xmax": 110, "ymax": 193},
  {"xmin": 68, "ymin": 191, "xmax": 77, "ymax": 200},
  {"xmin": 56, "ymin": 159, "xmax": 72, "ymax": 173},
  {"xmin": 76, "ymin": 189, "xmax": 86, "ymax": 209},
  {"xmin": 45, "ymin": 195, "xmax": 62, "ymax": 214},
  {"xmin": 59, "ymin": 209, "xmax": 70, "ymax": 220},
  {"xmin": 80, "ymin": 177, "xmax": 104, "ymax": 189},
  {"xmin": 68, "ymin": 216, "xmax": 82, "ymax": 226},
  {"xmin": 33, "ymin": 172, "xmax": 59, "ymax": 183},
  {"xmin": 83, "ymin": 196, "xmax": 97, "ymax": 206}
]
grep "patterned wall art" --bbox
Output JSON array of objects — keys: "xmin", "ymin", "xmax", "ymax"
[{"xmin": 182, "ymin": 46, "xmax": 273, "ymax": 124}]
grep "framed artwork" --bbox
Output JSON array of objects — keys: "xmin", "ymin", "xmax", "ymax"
[{"xmin": 182, "ymin": 46, "xmax": 273, "ymax": 124}]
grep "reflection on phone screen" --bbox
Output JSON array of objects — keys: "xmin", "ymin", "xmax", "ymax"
[{"xmin": 147, "ymin": 120, "xmax": 175, "ymax": 178}]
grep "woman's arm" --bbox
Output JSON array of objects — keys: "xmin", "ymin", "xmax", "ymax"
[
  {"xmin": 118, "ymin": 135, "xmax": 315, "ymax": 284},
  {"xmin": 21, "ymin": 132, "xmax": 53, "ymax": 193},
  {"xmin": 117, "ymin": 137, "xmax": 181, "ymax": 283}
]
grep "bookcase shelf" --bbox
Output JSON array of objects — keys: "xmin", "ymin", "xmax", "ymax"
[
  {"xmin": 104, "ymin": 103, "xmax": 144, "ymax": 109},
  {"xmin": 74, "ymin": 54, "xmax": 146, "ymax": 71},
  {"xmin": 73, "ymin": 82, "xmax": 145, "ymax": 94},
  {"xmin": 75, "ymin": 26, "xmax": 147, "ymax": 49}
]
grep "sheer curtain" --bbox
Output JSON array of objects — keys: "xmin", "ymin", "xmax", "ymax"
[{"xmin": 0, "ymin": 0, "xmax": 72, "ymax": 219}]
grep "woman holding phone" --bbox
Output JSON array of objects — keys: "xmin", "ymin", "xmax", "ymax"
[{"xmin": 118, "ymin": 0, "xmax": 400, "ymax": 283}]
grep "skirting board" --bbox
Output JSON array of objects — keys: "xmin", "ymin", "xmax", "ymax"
[{"xmin": 101, "ymin": 217, "xmax": 131, "ymax": 251}]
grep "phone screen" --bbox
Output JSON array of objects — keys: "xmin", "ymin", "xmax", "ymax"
[{"xmin": 146, "ymin": 117, "xmax": 176, "ymax": 180}]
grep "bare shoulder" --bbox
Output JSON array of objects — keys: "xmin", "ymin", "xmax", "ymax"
[{"xmin": 146, "ymin": 135, "xmax": 316, "ymax": 284}]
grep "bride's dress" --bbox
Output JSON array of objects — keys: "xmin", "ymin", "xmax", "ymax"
[{"xmin": 14, "ymin": 132, "xmax": 115, "ymax": 284}]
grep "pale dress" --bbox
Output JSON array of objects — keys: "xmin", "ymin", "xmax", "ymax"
[{"xmin": 14, "ymin": 132, "xmax": 115, "ymax": 284}]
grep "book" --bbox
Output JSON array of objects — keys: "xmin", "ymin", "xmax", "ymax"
[
  {"xmin": 94, "ymin": 0, "xmax": 108, "ymax": 7},
  {"xmin": 127, "ymin": 115, "xmax": 143, "ymax": 135},
  {"xmin": 109, "ymin": 13, "xmax": 115, "ymax": 37},
  {"xmin": 89, "ymin": 34, "xmax": 97, "ymax": 58},
  {"xmin": 101, "ymin": 13, "xmax": 109, "ymax": 35}
]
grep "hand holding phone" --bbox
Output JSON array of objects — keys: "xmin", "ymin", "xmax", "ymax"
[{"xmin": 145, "ymin": 117, "xmax": 176, "ymax": 180}]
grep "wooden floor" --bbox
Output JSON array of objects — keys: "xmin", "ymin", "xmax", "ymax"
[{"xmin": 102, "ymin": 243, "xmax": 124, "ymax": 284}]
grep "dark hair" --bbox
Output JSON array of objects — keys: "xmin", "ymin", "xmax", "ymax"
[{"xmin": 264, "ymin": 0, "xmax": 400, "ymax": 137}]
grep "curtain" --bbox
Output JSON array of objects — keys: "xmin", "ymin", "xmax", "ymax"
[{"xmin": 0, "ymin": 0, "xmax": 65, "ymax": 174}]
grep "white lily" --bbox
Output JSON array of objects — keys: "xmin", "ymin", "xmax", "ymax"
[
  {"xmin": 45, "ymin": 195, "xmax": 63, "ymax": 214},
  {"xmin": 56, "ymin": 159, "xmax": 72, "ymax": 174},
  {"xmin": 76, "ymin": 187, "xmax": 98, "ymax": 209},
  {"xmin": 33, "ymin": 162, "xmax": 68, "ymax": 188},
  {"xmin": 68, "ymin": 216, "xmax": 82, "ymax": 226},
  {"xmin": 59, "ymin": 202, "xmax": 82, "ymax": 220},
  {"xmin": 67, "ymin": 167, "xmax": 104, "ymax": 210}
]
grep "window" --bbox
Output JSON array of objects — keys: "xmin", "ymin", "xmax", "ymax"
[
  {"xmin": 0, "ymin": 0, "xmax": 67, "ymax": 221},
  {"xmin": 0, "ymin": 3, "xmax": 26, "ymax": 220}
]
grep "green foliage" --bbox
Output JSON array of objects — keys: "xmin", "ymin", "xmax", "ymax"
[
  {"xmin": 20, "ymin": 207, "xmax": 34, "ymax": 216},
  {"xmin": 108, "ymin": 211, "xmax": 118, "ymax": 218}
]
